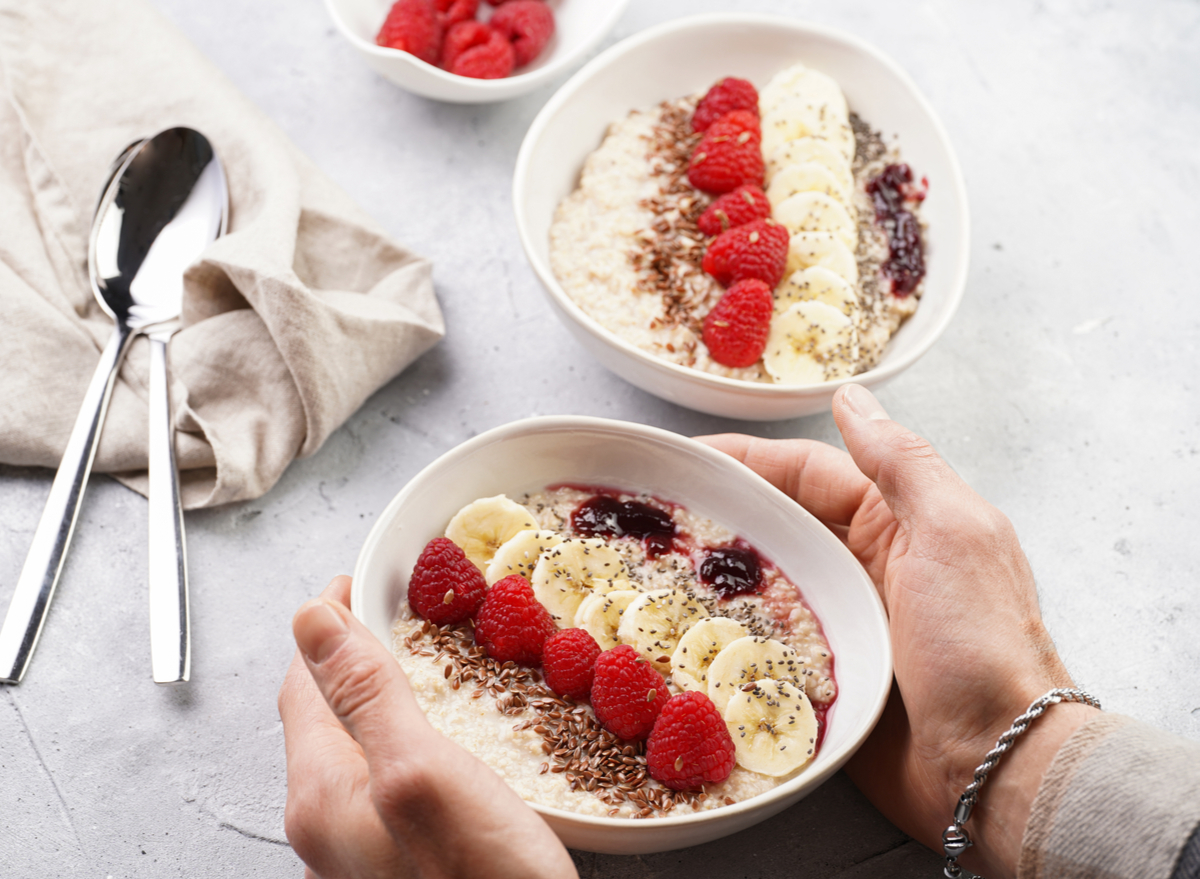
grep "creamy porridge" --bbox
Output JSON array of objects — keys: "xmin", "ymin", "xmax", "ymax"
[
  {"xmin": 549, "ymin": 63, "xmax": 928, "ymax": 385},
  {"xmin": 391, "ymin": 488, "xmax": 837, "ymax": 819}
]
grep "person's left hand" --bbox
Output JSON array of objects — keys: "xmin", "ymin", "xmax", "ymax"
[{"xmin": 277, "ymin": 575, "xmax": 578, "ymax": 879}]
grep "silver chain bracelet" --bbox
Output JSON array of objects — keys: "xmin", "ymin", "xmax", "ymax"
[{"xmin": 941, "ymin": 687, "xmax": 1102, "ymax": 879}]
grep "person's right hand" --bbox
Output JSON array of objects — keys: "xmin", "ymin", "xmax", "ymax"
[
  {"xmin": 700, "ymin": 385, "xmax": 1099, "ymax": 879},
  {"xmin": 278, "ymin": 575, "xmax": 578, "ymax": 879}
]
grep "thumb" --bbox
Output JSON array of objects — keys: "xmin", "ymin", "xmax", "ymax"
[
  {"xmin": 832, "ymin": 384, "xmax": 977, "ymax": 527},
  {"xmin": 293, "ymin": 590, "xmax": 428, "ymax": 770}
]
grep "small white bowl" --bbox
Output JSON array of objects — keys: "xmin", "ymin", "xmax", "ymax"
[
  {"xmin": 514, "ymin": 14, "xmax": 970, "ymax": 420},
  {"xmin": 352, "ymin": 416, "xmax": 891, "ymax": 854},
  {"xmin": 324, "ymin": 0, "xmax": 632, "ymax": 103}
]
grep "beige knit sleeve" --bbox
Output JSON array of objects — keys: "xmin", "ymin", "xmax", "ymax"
[{"xmin": 1018, "ymin": 713, "xmax": 1200, "ymax": 879}]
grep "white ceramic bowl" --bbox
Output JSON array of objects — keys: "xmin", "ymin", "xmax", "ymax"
[
  {"xmin": 513, "ymin": 14, "xmax": 970, "ymax": 420},
  {"xmin": 324, "ymin": 0, "xmax": 632, "ymax": 103},
  {"xmin": 352, "ymin": 416, "xmax": 891, "ymax": 854}
]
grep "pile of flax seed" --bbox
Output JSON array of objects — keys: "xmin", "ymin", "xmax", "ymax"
[{"xmin": 629, "ymin": 98, "xmax": 716, "ymax": 352}]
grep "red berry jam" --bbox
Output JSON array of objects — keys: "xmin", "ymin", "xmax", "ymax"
[
  {"xmin": 572, "ymin": 496, "xmax": 678, "ymax": 557},
  {"xmin": 699, "ymin": 544, "xmax": 764, "ymax": 598},
  {"xmin": 865, "ymin": 163, "xmax": 927, "ymax": 297}
]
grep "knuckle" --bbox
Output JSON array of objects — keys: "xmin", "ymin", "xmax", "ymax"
[
  {"xmin": 322, "ymin": 654, "xmax": 388, "ymax": 723},
  {"xmin": 874, "ymin": 427, "xmax": 941, "ymax": 492},
  {"xmin": 372, "ymin": 760, "xmax": 440, "ymax": 825},
  {"xmin": 883, "ymin": 427, "xmax": 939, "ymax": 466},
  {"xmin": 283, "ymin": 786, "xmax": 326, "ymax": 863}
]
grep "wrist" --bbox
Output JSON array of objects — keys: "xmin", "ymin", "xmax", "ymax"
[{"xmin": 957, "ymin": 700, "xmax": 1101, "ymax": 878}]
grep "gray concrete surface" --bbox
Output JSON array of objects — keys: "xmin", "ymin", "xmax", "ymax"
[{"xmin": 2, "ymin": 0, "xmax": 1198, "ymax": 876}]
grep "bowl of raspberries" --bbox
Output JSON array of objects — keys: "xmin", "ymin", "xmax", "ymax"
[
  {"xmin": 351, "ymin": 415, "xmax": 891, "ymax": 854},
  {"xmin": 325, "ymin": 0, "xmax": 632, "ymax": 102},
  {"xmin": 513, "ymin": 13, "xmax": 969, "ymax": 420}
]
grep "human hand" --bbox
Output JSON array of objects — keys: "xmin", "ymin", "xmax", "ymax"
[
  {"xmin": 699, "ymin": 385, "xmax": 1099, "ymax": 878},
  {"xmin": 277, "ymin": 575, "xmax": 578, "ymax": 879}
]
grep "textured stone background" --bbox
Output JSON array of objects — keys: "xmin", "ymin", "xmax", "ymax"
[{"xmin": 2, "ymin": 0, "xmax": 1197, "ymax": 876}]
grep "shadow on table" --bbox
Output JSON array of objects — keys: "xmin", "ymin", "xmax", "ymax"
[{"xmin": 570, "ymin": 770, "xmax": 942, "ymax": 879}]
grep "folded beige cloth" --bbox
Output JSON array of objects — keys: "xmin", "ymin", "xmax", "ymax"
[{"xmin": 0, "ymin": 0, "xmax": 444, "ymax": 508}]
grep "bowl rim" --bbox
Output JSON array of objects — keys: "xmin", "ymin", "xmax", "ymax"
[
  {"xmin": 324, "ymin": 0, "xmax": 635, "ymax": 96},
  {"xmin": 352, "ymin": 414, "xmax": 893, "ymax": 831},
  {"xmin": 513, "ymin": 12, "xmax": 970, "ymax": 399}
]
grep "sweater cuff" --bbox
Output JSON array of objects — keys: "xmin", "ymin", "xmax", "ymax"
[{"xmin": 1018, "ymin": 713, "xmax": 1200, "ymax": 879}]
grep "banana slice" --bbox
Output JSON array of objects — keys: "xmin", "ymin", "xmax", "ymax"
[
  {"xmin": 762, "ymin": 108, "xmax": 854, "ymax": 166},
  {"xmin": 485, "ymin": 529, "xmax": 563, "ymax": 585},
  {"xmin": 775, "ymin": 267, "xmax": 859, "ymax": 318},
  {"xmin": 766, "ymin": 161, "xmax": 853, "ymax": 212},
  {"xmin": 530, "ymin": 538, "xmax": 629, "ymax": 626},
  {"xmin": 671, "ymin": 617, "xmax": 749, "ymax": 692},
  {"xmin": 784, "ymin": 232, "xmax": 858, "ymax": 285},
  {"xmin": 724, "ymin": 679, "xmax": 819, "ymax": 776},
  {"xmin": 574, "ymin": 588, "xmax": 641, "ymax": 650},
  {"xmin": 759, "ymin": 64, "xmax": 848, "ymax": 124},
  {"xmin": 706, "ymin": 635, "xmax": 805, "ymax": 713},
  {"xmin": 445, "ymin": 495, "xmax": 538, "ymax": 572},
  {"xmin": 763, "ymin": 300, "xmax": 860, "ymax": 386},
  {"xmin": 772, "ymin": 191, "xmax": 858, "ymax": 250},
  {"xmin": 765, "ymin": 138, "xmax": 853, "ymax": 192},
  {"xmin": 616, "ymin": 588, "xmax": 710, "ymax": 672}
]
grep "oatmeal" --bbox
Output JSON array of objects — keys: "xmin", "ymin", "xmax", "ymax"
[
  {"xmin": 549, "ymin": 64, "xmax": 928, "ymax": 385},
  {"xmin": 391, "ymin": 488, "xmax": 837, "ymax": 819}
]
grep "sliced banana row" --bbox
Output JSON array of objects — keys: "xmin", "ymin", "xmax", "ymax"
[{"xmin": 757, "ymin": 62, "xmax": 863, "ymax": 385}]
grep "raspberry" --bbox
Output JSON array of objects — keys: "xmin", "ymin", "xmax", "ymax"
[
  {"xmin": 704, "ymin": 109, "xmax": 762, "ymax": 145},
  {"xmin": 701, "ymin": 278, "xmax": 774, "ymax": 369},
  {"xmin": 473, "ymin": 575, "xmax": 556, "ymax": 665},
  {"xmin": 442, "ymin": 21, "xmax": 491, "ymax": 70},
  {"xmin": 489, "ymin": 0, "xmax": 555, "ymax": 68},
  {"xmin": 376, "ymin": 0, "xmax": 444, "ymax": 66},
  {"xmin": 435, "ymin": 0, "xmax": 478, "ymax": 26},
  {"xmin": 444, "ymin": 22, "xmax": 515, "ymax": 78},
  {"xmin": 692, "ymin": 78, "xmax": 760, "ymax": 133},
  {"xmin": 407, "ymin": 537, "xmax": 487, "ymax": 624},
  {"xmin": 687, "ymin": 112, "xmax": 765, "ymax": 194},
  {"xmin": 702, "ymin": 218, "xmax": 790, "ymax": 288},
  {"xmin": 542, "ymin": 628, "xmax": 602, "ymax": 701},
  {"xmin": 696, "ymin": 185, "xmax": 771, "ymax": 236},
  {"xmin": 646, "ymin": 691, "xmax": 737, "ymax": 790},
  {"xmin": 590, "ymin": 645, "xmax": 670, "ymax": 741}
]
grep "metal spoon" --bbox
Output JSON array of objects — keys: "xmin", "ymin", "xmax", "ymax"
[
  {"xmin": 0, "ymin": 129, "xmax": 227, "ymax": 685},
  {"xmin": 134, "ymin": 132, "xmax": 228, "ymax": 684}
]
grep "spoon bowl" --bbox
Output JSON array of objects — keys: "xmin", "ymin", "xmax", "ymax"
[{"xmin": 90, "ymin": 129, "xmax": 227, "ymax": 331}]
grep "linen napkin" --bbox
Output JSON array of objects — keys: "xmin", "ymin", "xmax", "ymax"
[{"xmin": 0, "ymin": 0, "xmax": 445, "ymax": 508}]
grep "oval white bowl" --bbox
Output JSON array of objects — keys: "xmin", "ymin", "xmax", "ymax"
[
  {"xmin": 352, "ymin": 416, "xmax": 892, "ymax": 854},
  {"xmin": 514, "ymin": 14, "xmax": 970, "ymax": 420},
  {"xmin": 324, "ymin": 0, "xmax": 633, "ymax": 103}
]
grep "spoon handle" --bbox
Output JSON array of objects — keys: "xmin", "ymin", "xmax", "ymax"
[
  {"xmin": 0, "ymin": 322, "xmax": 136, "ymax": 684},
  {"xmin": 147, "ymin": 331, "xmax": 190, "ymax": 684}
]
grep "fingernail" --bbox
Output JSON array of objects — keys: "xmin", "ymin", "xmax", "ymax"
[
  {"xmin": 841, "ymin": 384, "xmax": 890, "ymax": 421},
  {"xmin": 294, "ymin": 600, "xmax": 349, "ymax": 665}
]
